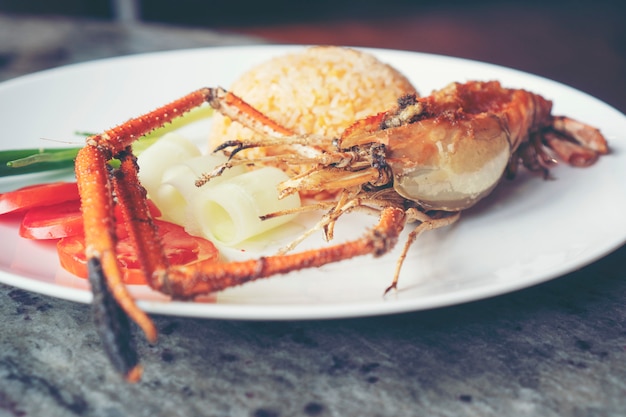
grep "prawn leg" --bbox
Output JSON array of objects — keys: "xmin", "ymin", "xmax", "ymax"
[
  {"xmin": 385, "ymin": 210, "xmax": 461, "ymax": 295},
  {"xmin": 159, "ymin": 206, "xmax": 407, "ymax": 298},
  {"xmin": 76, "ymin": 87, "xmax": 290, "ymax": 380}
]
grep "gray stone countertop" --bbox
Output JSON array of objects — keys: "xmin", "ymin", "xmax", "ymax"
[{"xmin": 1, "ymin": 12, "xmax": 626, "ymax": 417}]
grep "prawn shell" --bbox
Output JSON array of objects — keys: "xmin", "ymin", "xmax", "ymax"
[{"xmin": 385, "ymin": 114, "xmax": 512, "ymax": 211}]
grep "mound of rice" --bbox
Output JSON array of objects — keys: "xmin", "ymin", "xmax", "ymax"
[{"xmin": 208, "ymin": 46, "xmax": 417, "ymax": 157}]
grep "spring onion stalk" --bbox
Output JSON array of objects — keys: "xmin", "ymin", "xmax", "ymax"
[
  {"xmin": 1, "ymin": 105, "xmax": 213, "ymax": 177},
  {"xmin": 0, "ymin": 148, "xmax": 80, "ymax": 176}
]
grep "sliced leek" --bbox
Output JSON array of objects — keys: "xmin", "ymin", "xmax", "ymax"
[
  {"xmin": 187, "ymin": 167, "xmax": 301, "ymax": 246},
  {"xmin": 156, "ymin": 153, "xmax": 246, "ymax": 224},
  {"xmin": 137, "ymin": 133, "xmax": 302, "ymax": 246},
  {"xmin": 136, "ymin": 132, "xmax": 201, "ymax": 206}
]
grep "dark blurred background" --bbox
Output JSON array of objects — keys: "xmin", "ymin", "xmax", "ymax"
[
  {"xmin": 1, "ymin": 0, "xmax": 624, "ymax": 112},
  {"xmin": 0, "ymin": 0, "xmax": 623, "ymax": 27}
]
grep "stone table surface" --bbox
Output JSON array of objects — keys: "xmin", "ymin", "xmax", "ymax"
[{"xmin": 1, "ymin": 9, "xmax": 626, "ymax": 417}]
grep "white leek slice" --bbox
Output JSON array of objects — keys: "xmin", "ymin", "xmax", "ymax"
[
  {"xmin": 136, "ymin": 132, "xmax": 302, "ymax": 247},
  {"xmin": 136, "ymin": 132, "xmax": 201, "ymax": 204},
  {"xmin": 156, "ymin": 153, "xmax": 246, "ymax": 224},
  {"xmin": 187, "ymin": 167, "xmax": 301, "ymax": 246}
]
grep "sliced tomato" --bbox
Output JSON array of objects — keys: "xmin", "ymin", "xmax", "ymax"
[
  {"xmin": 57, "ymin": 219, "xmax": 220, "ymax": 285},
  {"xmin": 0, "ymin": 182, "xmax": 80, "ymax": 215},
  {"xmin": 57, "ymin": 235, "xmax": 90, "ymax": 280},
  {"xmin": 17, "ymin": 193, "xmax": 162, "ymax": 241},
  {"xmin": 19, "ymin": 200, "xmax": 84, "ymax": 239}
]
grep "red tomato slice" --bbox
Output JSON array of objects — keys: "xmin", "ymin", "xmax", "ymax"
[
  {"xmin": 57, "ymin": 219, "xmax": 220, "ymax": 285},
  {"xmin": 19, "ymin": 200, "xmax": 84, "ymax": 239},
  {"xmin": 0, "ymin": 182, "xmax": 80, "ymax": 215},
  {"xmin": 18, "ymin": 194, "xmax": 162, "ymax": 241}
]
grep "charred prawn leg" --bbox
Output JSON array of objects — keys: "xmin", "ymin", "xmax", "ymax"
[{"xmin": 75, "ymin": 81, "xmax": 608, "ymax": 381}]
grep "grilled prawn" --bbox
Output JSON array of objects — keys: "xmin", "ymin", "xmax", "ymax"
[{"xmin": 74, "ymin": 80, "xmax": 608, "ymax": 380}]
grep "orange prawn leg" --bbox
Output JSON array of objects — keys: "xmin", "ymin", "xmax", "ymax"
[
  {"xmin": 74, "ymin": 87, "xmax": 296, "ymax": 381},
  {"xmin": 112, "ymin": 150, "xmax": 170, "ymax": 291},
  {"xmin": 74, "ymin": 90, "xmax": 217, "ymax": 380},
  {"xmin": 90, "ymin": 87, "xmax": 293, "ymax": 155},
  {"xmin": 77, "ymin": 88, "xmax": 219, "ymax": 334},
  {"xmin": 75, "ymin": 145, "xmax": 155, "ymax": 381},
  {"xmin": 90, "ymin": 88, "xmax": 214, "ymax": 155},
  {"xmin": 207, "ymin": 87, "xmax": 295, "ymax": 137},
  {"xmin": 160, "ymin": 206, "xmax": 407, "ymax": 298}
]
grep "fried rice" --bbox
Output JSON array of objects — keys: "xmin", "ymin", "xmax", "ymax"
[{"xmin": 208, "ymin": 46, "xmax": 417, "ymax": 156}]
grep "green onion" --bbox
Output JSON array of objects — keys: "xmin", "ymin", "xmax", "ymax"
[
  {"xmin": 1, "ymin": 105, "xmax": 213, "ymax": 177},
  {"xmin": 0, "ymin": 148, "xmax": 78, "ymax": 176}
]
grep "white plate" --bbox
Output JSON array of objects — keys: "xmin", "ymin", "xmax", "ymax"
[{"xmin": 0, "ymin": 45, "xmax": 625, "ymax": 320}]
